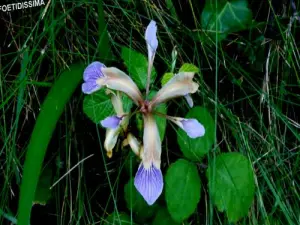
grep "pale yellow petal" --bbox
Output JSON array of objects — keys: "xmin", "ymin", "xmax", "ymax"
[
  {"xmin": 98, "ymin": 67, "xmax": 143, "ymax": 105},
  {"xmin": 127, "ymin": 133, "xmax": 142, "ymax": 156},
  {"xmin": 104, "ymin": 128, "xmax": 120, "ymax": 158},
  {"xmin": 149, "ymin": 72, "xmax": 198, "ymax": 108},
  {"xmin": 109, "ymin": 90, "xmax": 124, "ymax": 116},
  {"xmin": 141, "ymin": 113, "xmax": 161, "ymax": 169}
]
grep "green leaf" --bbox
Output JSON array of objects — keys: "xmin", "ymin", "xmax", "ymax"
[
  {"xmin": 152, "ymin": 208, "xmax": 180, "ymax": 225},
  {"xmin": 33, "ymin": 167, "xmax": 52, "ymax": 205},
  {"xmin": 135, "ymin": 112, "xmax": 144, "ymax": 138},
  {"xmin": 264, "ymin": 217, "xmax": 281, "ymax": 225},
  {"xmin": 149, "ymin": 91, "xmax": 167, "ymax": 140},
  {"xmin": 179, "ymin": 63, "xmax": 199, "ymax": 73},
  {"xmin": 161, "ymin": 64, "xmax": 199, "ymax": 87},
  {"xmin": 207, "ymin": 152, "xmax": 255, "ymax": 222},
  {"xmin": 124, "ymin": 151, "xmax": 139, "ymax": 175},
  {"xmin": 165, "ymin": 159, "xmax": 201, "ymax": 222},
  {"xmin": 124, "ymin": 178, "xmax": 157, "ymax": 221},
  {"xmin": 177, "ymin": 106, "xmax": 215, "ymax": 161},
  {"xmin": 105, "ymin": 212, "xmax": 135, "ymax": 224},
  {"xmin": 83, "ymin": 89, "xmax": 133, "ymax": 123},
  {"xmin": 17, "ymin": 64, "xmax": 85, "ymax": 225},
  {"xmin": 201, "ymin": 0, "xmax": 252, "ymax": 41},
  {"xmin": 161, "ymin": 72, "xmax": 174, "ymax": 86},
  {"xmin": 154, "ymin": 103, "xmax": 167, "ymax": 141},
  {"xmin": 121, "ymin": 47, "xmax": 157, "ymax": 90},
  {"xmin": 83, "ymin": 89, "xmax": 114, "ymax": 123}
]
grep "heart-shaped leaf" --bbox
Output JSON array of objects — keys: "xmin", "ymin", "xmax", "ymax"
[
  {"xmin": 165, "ymin": 159, "xmax": 201, "ymax": 222},
  {"xmin": 207, "ymin": 152, "xmax": 255, "ymax": 222},
  {"xmin": 83, "ymin": 89, "xmax": 133, "ymax": 124},
  {"xmin": 201, "ymin": 0, "xmax": 252, "ymax": 41}
]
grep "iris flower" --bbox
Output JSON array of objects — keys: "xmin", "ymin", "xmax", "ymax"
[{"xmin": 82, "ymin": 20, "xmax": 205, "ymax": 205}]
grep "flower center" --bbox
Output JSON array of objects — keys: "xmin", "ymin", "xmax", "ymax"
[{"xmin": 140, "ymin": 100, "xmax": 152, "ymax": 114}]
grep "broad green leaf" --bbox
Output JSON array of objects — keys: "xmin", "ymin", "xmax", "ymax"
[
  {"xmin": 201, "ymin": 0, "xmax": 252, "ymax": 41},
  {"xmin": 121, "ymin": 47, "xmax": 157, "ymax": 90},
  {"xmin": 179, "ymin": 63, "xmax": 199, "ymax": 73},
  {"xmin": 177, "ymin": 106, "xmax": 215, "ymax": 161},
  {"xmin": 152, "ymin": 208, "xmax": 180, "ymax": 225},
  {"xmin": 207, "ymin": 152, "xmax": 255, "ymax": 222},
  {"xmin": 83, "ymin": 89, "xmax": 133, "ymax": 123},
  {"xmin": 106, "ymin": 212, "xmax": 135, "ymax": 224},
  {"xmin": 33, "ymin": 167, "xmax": 52, "ymax": 205},
  {"xmin": 83, "ymin": 89, "xmax": 114, "ymax": 123},
  {"xmin": 165, "ymin": 159, "xmax": 201, "ymax": 222},
  {"xmin": 161, "ymin": 72, "xmax": 174, "ymax": 86},
  {"xmin": 124, "ymin": 178, "xmax": 157, "ymax": 221},
  {"xmin": 17, "ymin": 64, "xmax": 85, "ymax": 225}
]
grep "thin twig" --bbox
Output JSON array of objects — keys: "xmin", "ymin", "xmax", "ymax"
[{"xmin": 50, "ymin": 154, "xmax": 94, "ymax": 189}]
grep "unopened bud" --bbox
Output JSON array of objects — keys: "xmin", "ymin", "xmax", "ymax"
[{"xmin": 127, "ymin": 133, "xmax": 142, "ymax": 156}]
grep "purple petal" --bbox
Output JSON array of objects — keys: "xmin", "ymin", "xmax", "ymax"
[
  {"xmin": 134, "ymin": 163, "xmax": 163, "ymax": 205},
  {"xmin": 81, "ymin": 81, "xmax": 101, "ymax": 94},
  {"xmin": 182, "ymin": 119, "xmax": 205, "ymax": 138},
  {"xmin": 82, "ymin": 61, "xmax": 106, "ymax": 94},
  {"xmin": 100, "ymin": 116, "xmax": 122, "ymax": 129},
  {"xmin": 145, "ymin": 20, "xmax": 158, "ymax": 61},
  {"xmin": 83, "ymin": 61, "xmax": 106, "ymax": 81}
]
